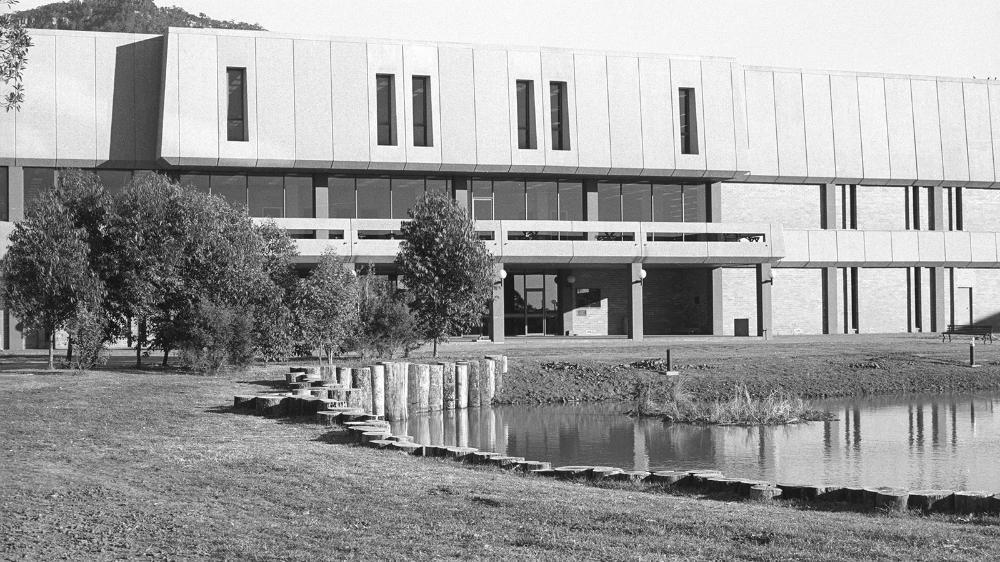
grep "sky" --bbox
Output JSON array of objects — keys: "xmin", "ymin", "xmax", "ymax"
[{"xmin": 14, "ymin": 0, "xmax": 1000, "ymax": 79}]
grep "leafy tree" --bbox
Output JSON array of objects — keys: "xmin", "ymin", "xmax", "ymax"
[
  {"xmin": 1, "ymin": 0, "xmax": 32, "ymax": 110},
  {"xmin": 396, "ymin": 191, "xmax": 495, "ymax": 357},
  {"xmin": 14, "ymin": 0, "xmax": 265, "ymax": 34},
  {"xmin": 296, "ymin": 250, "xmax": 359, "ymax": 367},
  {"xmin": 348, "ymin": 266, "xmax": 422, "ymax": 359},
  {"xmin": 0, "ymin": 188, "xmax": 104, "ymax": 369}
]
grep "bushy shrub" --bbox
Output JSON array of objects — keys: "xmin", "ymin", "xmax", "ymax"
[
  {"xmin": 349, "ymin": 268, "xmax": 423, "ymax": 359},
  {"xmin": 175, "ymin": 301, "xmax": 255, "ymax": 375},
  {"xmin": 65, "ymin": 307, "xmax": 110, "ymax": 371}
]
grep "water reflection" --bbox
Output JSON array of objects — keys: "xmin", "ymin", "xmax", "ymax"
[{"xmin": 389, "ymin": 393, "xmax": 1000, "ymax": 491}]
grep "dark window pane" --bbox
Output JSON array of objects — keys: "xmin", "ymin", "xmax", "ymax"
[
  {"xmin": 412, "ymin": 76, "xmax": 431, "ymax": 147},
  {"xmin": 329, "ymin": 177, "xmax": 356, "ymax": 218},
  {"xmin": 248, "ymin": 175, "xmax": 284, "ymax": 218},
  {"xmin": 96, "ymin": 170, "xmax": 132, "ymax": 195},
  {"xmin": 376, "ymin": 74, "xmax": 396, "ymax": 146},
  {"xmin": 285, "ymin": 176, "xmax": 314, "ymax": 219},
  {"xmin": 679, "ymin": 88, "xmax": 698, "ymax": 155},
  {"xmin": 683, "ymin": 184, "xmax": 707, "ymax": 222},
  {"xmin": 597, "ymin": 182, "xmax": 621, "ymax": 221},
  {"xmin": 494, "ymin": 180, "xmax": 525, "ymax": 220},
  {"xmin": 357, "ymin": 177, "xmax": 391, "ymax": 218},
  {"xmin": 227, "ymin": 68, "xmax": 247, "ymax": 142},
  {"xmin": 425, "ymin": 178, "xmax": 450, "ymax": 197},
  {"xmin": 472, "ymin": 180, "xmax": 493, "ymax": 220},
  {"xmin": 516, "ymin": 80, "xmax": 535, "ymax": 149},
  {"xmin": 558, "ymin": 181, "xmax": 583, "ymax": 221},
  {"xmin": 550, "ymin": 82, "xmax": 569, "ymax": 150},
  {"xmin": 391, "ymin": 177, "xmax": 424, "ymax": 218},
  {"xmin": 23, "ymin": 168, "xmax": 57, "ymax": 209},
  {"xmin": 526, "ymin": 181, "xmax": 558, "ymax": 220},
  {"xmin": 652, "ymin": 183, "xmax": 683, "ymax": 222},
  {"xmin": 622, "ymin": 183, "xmax": 651, "ymax": 222},
  {"xmin": 211, "ymin": 174, "xmax": 248, "ymax": 208},
  {"xmin": 179, "ymin": 173, "xmax": 210, "ymax": 192},
  {"xmin": 0, "ymin": 166, "xmax": 7, "ymax": 221}
]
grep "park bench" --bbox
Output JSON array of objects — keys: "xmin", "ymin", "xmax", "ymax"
[{"xmin": 941, "ymin": 324, "xmax": 993, "ymax": 343}]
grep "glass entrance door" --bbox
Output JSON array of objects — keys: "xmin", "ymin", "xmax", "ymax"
[{"xmin": 506, "ymin": 273, "xmax": 562, "ymax": 336}]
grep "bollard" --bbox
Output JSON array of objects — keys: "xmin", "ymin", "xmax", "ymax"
[
  {"xmin": 455, "ymin": 362, "xmax": 470, "ymax": 409},
  {"xmin": 370, "ymin": 364, "xmax": 385, "ymax": 417},
  {"xmin": 666, "ymin": 349, "xmax": 671, "ymax": 371},
  {"xmin": 428, "ymin": 364, "xmax": 444, "ymax": 411},
  {"xmin": 970, "ymin": 338, "xmax": 979, "ymax": 367},
  {"xmin": 441, "ymin": 362, "xmax": 456, "ymax": 410},
  {"xmin": 384, "ymin": 362, "xmax": 409, "ymax": 422}
]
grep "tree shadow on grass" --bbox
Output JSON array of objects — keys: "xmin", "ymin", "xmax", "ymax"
[{"xmin": 236, "ymin": 379, "xmax": 286, "ymax": 389}]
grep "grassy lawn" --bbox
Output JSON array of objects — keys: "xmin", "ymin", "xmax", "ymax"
[{"xmin": 2, "ymin": 365, "xmax": 999, "ymax": 560}]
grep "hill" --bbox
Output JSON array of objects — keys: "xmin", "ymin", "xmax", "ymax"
[{"xmin": 14, "ymin": 0, "xmax": 265, "ymax": 33}]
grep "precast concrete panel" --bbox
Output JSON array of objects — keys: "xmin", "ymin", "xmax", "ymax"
[
  {"xmin": 292, "ymin": 39, "xmax": 334, "ymax": 168},
  {"xmin": 890, "ymin": 231, "xmax": 920, "ymax": 264},
  {"xmin": 801, "ymin": 73, "xmax": 836, "ymax": 181},
  {"xmin": 807, "ymin": 229, "xmax": 837, "ymax": 265},
  {"xmin": 883, "ymin": 77, "xmax": 917, "ymax": 183},
  {"xmin": 937, "ymin": 80, "xmax": 970, "ymax": 184},
  {"xmin": 836, "ymin": 230, "xmax": 866, "ymax": 265},
  {"xmin": 573, "ymin": 53, "xmax": 612, "ymax": 174},
  {"xmin": 744, "ymin": 69, "xmax": 778, "ymax": 181},
  {"xmin": 255, "ymin": 37, "xmax": 296, "ymax": 167},
  {"xmin": 437, "ymin": 46, "xmax": 476, "ymax": 171},
  {"xmin": 403, "ymin": 44, "xmax": 442, "ymax": 170},
  {"xmin": 95, "ymin": 34, "xmax": 135, "ymax": 166},
  {"xmin": 962, "ymin": 82, "xmax": 995, "ymax": 186},
  {"xmin": 969, "ymin": 231, "xmax": 999, "ymax": 266},
  {"xmin": 857, "ymin": 76, "xmax": 891, "ymax": 183},
  {"xmin": 772, "ymin": 71, "xmax": 807, "ymax": 181},
  {"xmin": 15, "ymin": 34, "xmax": 57, "ymax": 165},
  {"xmin": 830, "ymin": 73, "xmax": 863, "ymax": 183},
  {"xmin": 991, "ymin": 84, "xmax": 1000, "ymax": 185},
  {"xmin": 55, "ymin": 34, "xmax": 98, "ymax": 166},
  {"xmin": 366, "ymin": 42, "xmax": 406, "ymax": 169},
  {"xmin": 731, "ymin": 63, "xmax": 751, "ymax": 175},
  {"xmin": 541, "ymin": 50, "xmax": 578, "ymax": 173},
  {"xmin": 863, "ymin": 231, "xmax": 893, "ymax": 266},
  {"xmin": 779, "ymin": 229, "xmax": 810, "ymax": 266},
  {"xmin": 473, "ymin": 48, "xmax": 512, "ymax": 172},
  {"xmin": 506, "ymin": 50, "xmax": 545, "ymax": 171},
  {"xmin": 638, "ymin": 57, "xmax": 675, "ymax": 175},
  {"xmin": 701, "ymin": 60, "xmax": 737, "ymax": 176},
  {"xmin": 133, "ymin": 36, "xmax": 163, "ymax": 167},
  {"xmin": 910, "ymin": 79, "xmax": 944, "ymax": 184},
  {"xmin": 606, "ymin": 55, "xmax": 643, "ymax": 175},
  {"xmin": 158, "ymin": 33, "xmax": 181, "ymax": 165},
  {"xmin": 670, "ymin": 59, "xmax": 706, "ymax": 176},
  {"xmin": 217, "ymin": 35, "xmax": 258, "ymax": 167},
  {"xmin": 944, "ymin": 232, "xmax": 973, "ymax": 266},
  {"xmin": 177, "ymin": 33, "xmax": 219, "ymax": 166},
  {"xmin": 917, "ymin": 231, "xmax": 946, "ymax": 264},
  {"xmin": 331, "ymin": 41, "xmax": 371, "ymax": 168}
]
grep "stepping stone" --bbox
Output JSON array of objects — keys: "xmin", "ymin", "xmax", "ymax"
[
  {"xmin": 589, "ymin": 467, "xmax": 624, "ymax": 480},
  {"xmin": 514, "ymin": 460, "xmax": 551, "ymax": 472},
  {"xmin": 748, "ymin": 485, "xmax": 781, "ymax": 501},
  {"xmin": 954, "ymin": 491, "xmax": 994, "ymax": 515},
  {"xmin": 648, "ymin": 471, "xmax": 689, "ymax": 486},
  {"xmin": 606, "ymin": 470, "xmax": 650, "ymax": 484},
  {"xmin": 529, "ymin": 468, "xmax": 557, "ymax": 478},
  {"xmin": 366, "ymin": 439, "xmax": 395, "ymax": 450},
  {"xmin": 907, "ymin": 490, "xmax": 954, "ymax": 513},
  {"xmin": 553, "ymin": 466, "xmax": 592, "ymax": 479},
  {"xmin": 389, "ymin": 441, "xmax": 424, "ymax": 455},
  {"xmin": 487, "ymin": 456, "xmax": 524, "ymax": 469}
]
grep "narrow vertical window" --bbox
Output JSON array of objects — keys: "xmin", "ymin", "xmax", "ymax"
[
  {"xmin": 678, "ymin": 87, "xmax": 698, "ymax": 155},
  {"xmin": 550, "ymin": 81, "xmax": 569, "ymax": 150},
  {"xmin": 226, "ymin": 68, "xmax": 248, "ymax": 142},
  {"xmin": 377, "ymin": 74, "xmax": 397, "ymax": 146},
  {"xmin": 516, "ymin": 80, "xmax": 536, "ymax": 149},
  {"xmin": 412, "ymin": 76, "xmax": 432, "ymax": 147}
]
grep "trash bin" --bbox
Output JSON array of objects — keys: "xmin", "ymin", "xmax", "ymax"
[{"xmin": 734, "ymin": 318, "xmax": 750, "ymax": 337}]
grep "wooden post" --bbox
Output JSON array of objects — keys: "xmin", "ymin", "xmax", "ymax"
[
  {"xmin": 468, "ymin": 360, "xmax": 481, "ymax": 407},
  {"xmin": 233, "ymin": 395, "xmax": 256, "ymax": 410},
  {"xmin": 455, "ymin": 362, "xmax": 469, "ymax": 409},
  {"xmin": 370, "ymin": 364, "xmax": 386, "ymax": 417},
  {"xmin": 481, "ymin": 359, "xmax": 496, "ymax": 406},
  {"xmin": 428, "ymin": 363, "xmax": 444, "ymax": 411},
  {"xmin": 384, "ymin": 362, "xmax": 409, "ymax": 422},
  {"xmin": 352, "ymin": 367, "xmax": 373, "ymax": 415},
  {"xmin": 429, "ymin": 411, "xmax": 444, "ymax": 444},
  {"xmin": 255, "ymin": 396, "xmax": 286, "ymax": 417},
  {"xmin": 441, "ymin": 362, "xmax": 456, "ymax": 410},
  {"xmin": 457, "ymin": 407, "xmax": 469, "ymax": 447},
  {"xmin": 320, "ymin": 365, "xmax": 334, "ymax": 381},
  {"xmin": 408, "ymin": 363, "xmax": 430, "ymax": 415},
  {"xmin": 336, "ymin": 367, "xmax": 351, "ymax": 387}
]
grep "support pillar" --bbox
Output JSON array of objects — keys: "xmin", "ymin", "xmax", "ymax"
[
  {"xmin": 313, "ymin": 174, "xmax": 329, "ymax": 240},
  {"xmin": 820, "ymin": 183, "xmax": 838, "ymax": 334},
  {"xmin": 490, "ymin": 263, "xmax": 504, "ymax": 343},
  {"xmin": 707, "ymin": 182, "xmax": 722, "ymax": 222},
  {"xmin": 9, "ymin": 166, "xmax": 24, "ymax": 221},
  {"xmin": 583, "ymin": 179, "xmax": 599, "ymax": 240},
  {"xmin": 6, "ymin": 311, "xmax": 24, "ymax": 352},
  {"xmin": 756, "ymin": 264, "xmax": 772, "ymax": 338},
  {"xmin": 931, "ymin": 267, "xmax": 946, "ymax": 332},
  {"xmin": 710, "ymin": 268, "xmax": 724, "ymax": 335},
  {"xmin": 629, "ymin": 263, "xmax": 644, "ymax": 341}
]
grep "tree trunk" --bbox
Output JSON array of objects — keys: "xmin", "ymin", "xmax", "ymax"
[
  {"xmin": 433, "ymin": 337, "xmax": 438, "ymax": 357},
  {"xmin": 162, "ymin": 348, "xmax": 170, "ymax": 367},
  {"xmin": 48, "ymin": 330, "xmax": 55, "ymax": 370},
  {"xmin": 135, "ymin": 318, "xmax": 145, "ymax": 369},
  {"xmin": 66, "ymin": 336, "xmax": 73, "ymax": 363}
]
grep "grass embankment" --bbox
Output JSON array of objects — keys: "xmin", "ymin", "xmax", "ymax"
[
  {"xmin": 2, "ymin": 368, "xmax": 1000, "ymax": 560},
  {"xmin": 494, "ymin": 335, "xmax": 1000, "ymax": 404}
]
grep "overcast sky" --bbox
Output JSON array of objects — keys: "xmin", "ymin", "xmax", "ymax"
[{"xmin": 16, "ymin": 0, "xmax": 1000, "ymax": 79}]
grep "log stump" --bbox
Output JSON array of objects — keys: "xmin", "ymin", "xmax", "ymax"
[
  {"xmin": 874, "ymin": 489, "xmax": 909, "ymax": 512},
  {"xmin": 441, "ymin": 362, "xmax": 456, "ymax": 410},
  {"xmin": 648, "ymin": 471, "xmax": 689, "ymax": 486},
  {"xmin": 389, "ymin": 441, "xmax": 424, "ymax": 455},
  {"xmin": 607, "ymin": 471, "xmax": 650, "ymax": 484},
  {"xmin": 233, "ymin": 395, "xmax": 257, "ymax": 410},
  {"xmin": 384, "ymin": 362, "xmax": 409, "ymax": 422},
  {"xmin": 255, "ymin": 396, "xmax": 286, "ymax": 417},
  {"xmin": 316, "ymin": 411, "xmax": 341, "ymax": 427},
  {"xmin": 954, "ymin": 491, "xmax": 993, "ymax": 515},
  {"xmin": 554, "ymin": 466, "xmax": 592, "ymax": 480},
  {"xmin": 455, "ymin": 362, "xmax": 470, "ymax": 409},
  {"xmin": 352, "ymin": 367, "xmax": 373, "ymax": 415},
  {"xmin": 408, "ymin": 363, "xmax": 430, "ymax": 415},
  {"xmin": 320, "ymin": 365, "xmax": 334, "ymax": 381},
  {"xmin": 748, "ymin": 485, "xmax": 782, "ymax": 501},
  {"xmin": 516, "ymin": 460, "xmax": 551, "ymax": 472},
  {"xmin": 480, "ymin": 359, "xmax": 496, "ymax": 406},
  {"xmin": 589, "ymin": 467, "xmax": 624, "ymax": 480},
  {"xmin": 907, "ymin": 490, "xmax": 954, "ymax": 513},
  {"xmin": 370, "ymin": 364, "xmax": 386, "ymax": 418},
  {"xmin": 467, "ymin": 361, "xmax": 481, "ymax": 407},
  {"xmin": 428, "ymin": 364, "xmax": 444, "ymax": 412}
]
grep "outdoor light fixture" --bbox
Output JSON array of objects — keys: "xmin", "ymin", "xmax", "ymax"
[
  {"xmin": 500, "ymin": 269, "xmax": 508, "ymax": 280},
  {"xmin": 640, "ymin": 269, "xmax": 647, "ymax": 280},
  {"xmin": 566, "ymin": 274, "xmax": 576, "ymax": 284}
]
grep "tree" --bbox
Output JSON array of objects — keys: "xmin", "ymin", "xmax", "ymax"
[
  {"xmin": 296, "ymin": 250, "xmax": 359, "ymax": 367},
  {"xmin": 348, "ymin": 266, "xmax": 422, "ymax": 359},
  {"xmin": 0, "ymin": 188, "xmax": 104, "ymax": 369},
  {"xmin": 1, "ymin": 0, "xmax": 32, "ymax": 111},
  {"xmin": 396, "ymin": 191, "xmax": 494, "ymax": 357}
]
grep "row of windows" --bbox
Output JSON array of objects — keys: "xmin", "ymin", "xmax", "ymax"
[{"xmin": 224, "ymin": 67, "xmax": 699, "ymax": 155}]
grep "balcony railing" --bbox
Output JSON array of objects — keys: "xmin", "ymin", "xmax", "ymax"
[{"xmin": 781, "ymin": 229, "xmax": 1000, "ymax": 267}]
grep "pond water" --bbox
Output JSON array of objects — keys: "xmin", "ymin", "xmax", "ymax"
[{"xmin": 389, "ymin": 393, "xmax": 1000, "ymax": 491}]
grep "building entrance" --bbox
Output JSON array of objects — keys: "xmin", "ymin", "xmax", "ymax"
[{"xmin": 505, "ymin": 273, "xmax": 563, "ymax": 336}]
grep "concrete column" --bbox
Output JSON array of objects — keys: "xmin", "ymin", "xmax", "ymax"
[
  {"xmin": 453, "ymin": 177, "xmax": 470, "ymax": 215},
  {"xmin": 313, "ymin": 174, "xmax": 329, "ymax": 240},
  {"xmin": 710, "ymin": 268, "xmax": 724, "ymax": 335},
  {"xmin": 822, "ymin": 267, "xmax": 837, "ymax": 335},
  {"xmin": 9, "ymin": 166, "xmax": 24, "ymax": 221},
  {"xmin": 820, "ymin": 183, "xmax": 836, "ymax": 229},
  {"xmin": 629, "ymin": 263, "xmax": 644, "ymax": 340},
  {"xmin": 930, "ymin": 185, "xmax": 945, "ymax": 231},
  {"xmin": 490, "ymin": 263, "xmax": 504, "ymax": 343},
  {"xmin": 583, "ymin": 179, "xmax": 599, "ymax": 240},
  {"xmin": 6, "ymin": 311, "xmax": 24, "ymax": 352},
  {"xmin": 931, "ymin": 267, "xmax": 946, "ymax": 332},
  {"xmin": 756, "ymin": 264, "xmax": 773, "ymax": 338},
  {"xmin": 707, "ymin": 182, "xmax": 722, "ymax": 222}
]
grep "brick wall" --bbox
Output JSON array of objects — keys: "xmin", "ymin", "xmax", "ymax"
[
  {"xmin": 962, "ymin": 189, "xmax": 1000, "ymax": 231},
  {"xmin": 857, "ymin": 268, "xmax": 908, "ymax": 333},
  {"xmin": 961, "ymin": 269, "xmax": 1000, "ymax": 329},
  {"xmin": 642, "ymin": 267, "xmax": 712, "ymax": 334},
  {"xmin": 720, "ymin": 183, "xmax": 821, "ymax": 228},
  {"xmin": 721, "ymin": 267, "xmax": 758, "ymax": 336},
  {"xmin": 855, "ymin": 185, "xmax": 906, "ymax": 230},
  {"xmin": 771, "ymin": 268, "xmax": 823, "ymax": 335},
  {"xmin": 564, "ymin": 267, "xmax": 630, "ymax": 336}
]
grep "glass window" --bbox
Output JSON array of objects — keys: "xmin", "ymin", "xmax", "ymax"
[
  {"xmin": 248, "ymin": 176, "xmax": 284, "ymax": 218},
  {"xmin": 493, "ymin": 180, "xmax": 525, "ymax": 220},
  {"xmin": 227, "ymin": 68, "xmax": 248, "ymax": 142},
  {"xmin": 516, "ymin": 80, "xmax": 536, "ymax": 149},
  {"xmin": 622, "ymin": 183, "xmax": 651, "ymax": 222},
  {"xmin": 376, "ymin": 74, "xmax": 396, "ymax": 146},
  {"xmin": 391, "ymin": 177, "xmax": 424, "ymax": 218},
  {"xmin": 550, "ymin": 81, "xmax": 569, "ymax": 150},
  {"xmin": 284, "ymin": 176, "xmax": 314, "ymax": 219},
  {"xmin": 210, "ymin": 174, "xmax": 248, "ymax": 208},
  {"xmin": 597, "ymin": 182, "xmax": 621, "ymax": 221},
  {"xmin": 412, "ymin": 76, "xmax": 432, "ymax": 147},
  {"xmin": 526, "ymin": 181, "xmax": 558, "ymax": 220},
  {"xmin": 23, "ymin": 168, "xmax": 56, "ymax": 209},
  {"xmin": 0, "ymin": 166, "xmax": 7, "ymax": 221},
  {"xmin": 357, "ymin": 177, "xmax": 391, "ymax": 218},
  {"xmin": 329, "ymin": 177, "xmax": 356, "ymax": 218},
  {"xmin": 96, "ymin": 170, "xmax": 132, "ymax": 195},
  {"xmin": 425, "ymin": 178, "xmax": 450, "ymax": 197},
  {"xmin": 472, "ymin": 180, "xmax": 493, "ymax": 220},
  {"xmin": 179, "ymin": 173, "xmax": 210, "ymax": 192},
  {"xmin": 652, "ymin": 183, "xmax": 683, "ymax": 222},
  {"xmin": 683, "ymin": 184, "xmax": 707, "ymax": 222},
  {"xmin": 558, "ymin": 181, "xmax": 583, "ymax": 221},
  {"xmin": 678, "ymin": 87, "xmax": 698, "ymax": 155}
]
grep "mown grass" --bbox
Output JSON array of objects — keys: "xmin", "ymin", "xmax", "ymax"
[{"xmin": 2, "ymin": 368, "xmax": 1000, "ymax": 560}]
